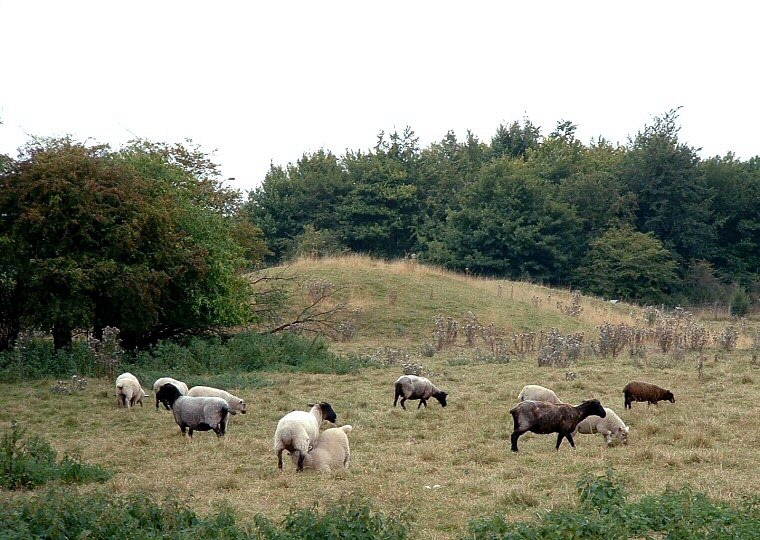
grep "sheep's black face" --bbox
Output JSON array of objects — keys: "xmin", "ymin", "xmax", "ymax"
[
  {"xmin": 156, "ymin": 383, "xmax": 181, "ymax": 409},
  {"xmin": 435, "ymin": 391, "xmax": 448, "ymax": 407},
  {"xmin": 666, "ymin": 391, "xmax": 675, "ymax": 403},
  {"xmin": 320, "ymin": 402, "xmax": 337, "ymax": 423}
]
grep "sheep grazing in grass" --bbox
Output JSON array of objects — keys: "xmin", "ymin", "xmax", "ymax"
[
  {"xmin": 153, "ymin": 377, "xmax": 189, "ymax": 409},
  {"xmin": 572, "ymin": 407, "xmax": 629, "ymax": 447},
  {"xmin": 291, "ymin": 425, "xmax": 353, "ymax": 473},
  {"xmin": 115, "ymin": 372, "xmax": 146, "ymax": 408},
  {"xmin": 187, "ymin": 386, "xmax": 247, "ymax": 414},
  {"xmin": 623, "ymin": 381, "xmax": 675, "ymax": 409},
  {"xmin": 393, "ymin": 375, "xmax": 448, "ymax": 410},
  {"xmin": 510, "ymin": 399, "xmax": 606, "ymax": 452},
  {"xmin": 518, "ymin": 384, "xmax": 562, "ymax": 404},
  {"xmin": 274, "ymin": 402, "xmax": 337, "ymax": 472},
  {"xmin": 155, "ymin": 383, "xmax": 236, "ymax": 439}
]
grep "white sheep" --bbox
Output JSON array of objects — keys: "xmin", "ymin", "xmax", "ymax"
[
  {"xmin": 572, "ymin": 407, "xmax": 630, "ymax": 447},
  {"xmin": 153, "ymin": 377, "xmax": 189, "ymax": 409},
  {"xmin": 291, "ymin": 425, "xmax": 353, "ymax": 473},
  {"xmin": 187, "ymin": 385, "xmax": 247, "ymax": 414},
  {"xmin": 274, "ymin": 402, "xmax": 337, "ymax": 472},
  {"xmin": 393, "ymin": 375, "xmax": 448, "ymax": 410},
  {"xmin": 518, "ymin": 384, "xmax": 563, "ymax": 404},
  {"xmin": 155, "ymin": 383, "xmax": 235, "ymax": 438},
  {"xmin": 115, "ymin": 372, "xmax": 146, "ymax": 408}
]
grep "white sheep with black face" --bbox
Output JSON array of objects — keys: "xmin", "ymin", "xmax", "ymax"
[
  {"xmin": 153, "ymin": 377, "xmax": 189, "ymax": 409},
  {"xmin": 573, "ymin": 407, "xmax": 630, "ymax": 447},
  {"xmin": 115, "ymin": 372, "xmax": 146, "ymax": 408},
  {"xmin": 393, "ymin": 375, "xmax": 448, "ymax": 410},
  {"xmin": 155, "ymin": 383, "xmax": 235, "ymax": 439},
  {"xmin": 292, "ymin": 425, "xmax": 353, "ymax": 473},
  {"xmin": 274, "ymin": 402, "xmax": 337, "ymax": 472},
  {"xmin": 187, "ymin": 386, "xmax": 247, "ymax": 414}
]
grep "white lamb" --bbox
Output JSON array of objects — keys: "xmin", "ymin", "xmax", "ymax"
[
  {"xmin": 187, "ymin": 385, "xmax": 247, "ymax": 414},
  {"xmin": 518, "ymin": 384, "xmax": 563, "ymax": 404},
  {"xmin": 274, "ymin": 402, "xmax": 337, "ymax": 472},
  {"xmin": 291, "ymin": 425, "xmax": 353, "ymax": 473},
  {"xmin": 115, "ymin": 372, "xmax": 146, "ymax": 408},
  {"xmin": 572, "ymin": 407, "xmax": 629, "ymax": 446},
  {"xmin": 153, "ymin": 377, "xmax": 189, "ymax": 409}
]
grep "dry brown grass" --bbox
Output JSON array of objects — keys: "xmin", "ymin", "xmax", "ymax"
[{"xmin": 3, "ymin": 347, "xmax": 760, "ymax": 539}]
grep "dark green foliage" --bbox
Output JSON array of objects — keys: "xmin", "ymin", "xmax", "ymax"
[
  {"xmin": 575, "ymin": 227, "xmax": 678, "ymax": 303},
  {"xmin": 730, "ymin": 286, "xmax": 752, "ymax": 316},
  {"xmin": 0, "ymin": 491, "xmax": 409, "ymax": 540},
  {"xmin": 0, "ymin": 138, "xmax": 256, "ymax": 351},
  {"xmin": 1, "ymin": 422, "xmax": 111, "ymax": 490},
  {"xmin": 0, "ymin": 331, "xmax": 366, "ymax": 383},
  {"xmin": 467, "ymin": 471, "xmax": 760, "ymax": 540}
]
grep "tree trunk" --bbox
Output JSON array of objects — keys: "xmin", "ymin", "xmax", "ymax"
[{"xmin": 52, "ymin": 323, "xmax": 72, "ymax": 350}]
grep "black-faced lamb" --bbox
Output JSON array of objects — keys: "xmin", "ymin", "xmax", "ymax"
[
  {"xmin": 572, "ymin": 407, "xmax": 629, "ymax": 446},
  {"xmin": 291, "ymin": 425, "xmax": 353, "ymax": 473},
  {"xmin": 155, "ymin": 383, "xmax": 236, "ymax": 439},
  {"xmin": 115, "ymin": 372, "xmax": 146, "ymax": 408},
  {"xmin": 623, "ymin": 381, "xmax": 675, "ymax": 409},
  {"xmin": 274, "ymin": 402, "xmax": 337, "ymax": 472},
  {"xmin": 187, "ymin": 385, "xmax": 247, "ymax": 414},
  {"xmin": 393, "ymin": 375, "xmax": 448, "ymax": 410},
  {"xmin": 509, "ymin": 399, "xmax": 606, "ymax": 452},
  {"xmin": 153, "ymin": 377, "xmax": 189, "ymax": 409},
  {"xmin": 518, "ymin": 384, "xmax": 562, "ymax": 404}
]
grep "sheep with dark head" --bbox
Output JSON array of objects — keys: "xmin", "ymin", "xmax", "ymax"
[
  {"xmin": 274, "ymin": 402, "xmax": 337, "ymax": 472},
  {"xmin": 623, "ymin": 381, "xmax": 675, "ymax": 409},
  {"xmin": 155, "ymin": 383, "xmax": 235, "ymax": 439},
  {"xmin": 393, "ymin": 375, "xmax": 448, "ymax": 410},
  {"xmin": 509, "ymin": 399, "xmax": 606, "ymax": 452}
]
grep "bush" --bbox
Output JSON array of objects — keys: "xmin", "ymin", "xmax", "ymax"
[
  {"xmin": 0, "ymin": 491, "xmax": 409, "ymax": 540},
  {"xmin": 0, "ymin": 422, "xmax": 111, "ymax": 489},
  {"xmin": 467, "ymin": 470, "xmax": 760, "ymax": 539}
]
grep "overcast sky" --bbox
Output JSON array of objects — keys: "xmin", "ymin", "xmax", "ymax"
[{"xmin": 1, "ymin": 1, "xmax": 757, "ymax": 194}]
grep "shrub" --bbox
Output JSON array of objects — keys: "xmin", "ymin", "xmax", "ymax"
[{"xmin": 0, "ymin": 421, "xmax": 111, "ymax": 489}]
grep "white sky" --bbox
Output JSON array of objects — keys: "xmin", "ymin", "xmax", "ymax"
[{"xmin": 1, "ymin": 1, "xmax": 757, "ymax": 194}]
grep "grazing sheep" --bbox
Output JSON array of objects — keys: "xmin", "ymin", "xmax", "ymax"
[
  {"xmin": 572, "ymin": 407, "xmax": 630, "ymax": 447},
  {"xmin": 291, "ymin": 425, "xmax": 353, "ymax": 473},
  {"xmin": 623, "ymin": 381, "xmax": 675, "ymax": 409},
  {"xmin": 518, "ymin": 384, "xmax": 563, "ymax": 404},
  {"xmin": 274, "ymin": 402, "xmax": 337, "ymax": 472},
  {"xmin": 393, "ymin": 375, "xmax": 448, "ymax": 410},
  {"xmin": 155, "ymin": 383, "xmax": 235, "ymax": 438},
  {"xmin": 187, "ymin": 386, "xmax": 247, "ymax": 414},
  {"xmin": 153, "ymin": 377, "xmax": 189, "ymax": 409},
  {"xmin": 115, "ymin": 372, "xmax": 146, "ymax": 408},
  {"xmin": 510, "ymin": 399, "xmax": 606, "ymax": 452}
]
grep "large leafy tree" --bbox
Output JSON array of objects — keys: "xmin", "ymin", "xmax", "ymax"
[
  {"xmin": 622, "ymin": 110, "xmax": 715, "ymax": 261},
  {"xmin": 575, "ymin": 226, "xmax": 677, "ymax": 304},
  {"xmin": 426, "ymin": 159, "xmax": 581, "ymax": 281},
  {"xmin": 0, "ymin": 138, "xmax": 256, "ymax": 350}
]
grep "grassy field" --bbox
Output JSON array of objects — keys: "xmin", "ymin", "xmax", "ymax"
[{"xmin": 2, "ymin": 255, "xmax": 760, "ymax": 539}]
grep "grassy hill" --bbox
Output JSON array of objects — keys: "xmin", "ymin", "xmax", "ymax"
[{"xmin": 2, "ymin": 255, "xmax": 760, "ymax": 539}]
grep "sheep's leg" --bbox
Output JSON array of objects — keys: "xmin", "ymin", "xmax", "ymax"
[
  {"xmin": 180, "ymin": 425, "xmax": 187, "ymax": 437},
  {"xmin": 418, "ymin": 399, "xmax": 427, "ymax": 409},
  {"xmin": 188, "ymin": 428, "xmax": 194, "ymax": 439},
  {"xmin": 400, "ymin": 397, "xmax": 407, "ymax": 410},
  {"xmin": 296, "ymin": 452, "xmax": 305, "ymax": 472},
  {"xmin": 565, "ymin": 433, "xmax": 576, "ymax": 449},
  {"xmin": 511, "ymin": 430, "xmax": 525, "ymax": 452},
  {"xmin": 556, "ymin": 433, "xmax": 564, "ymax": 450},
  {"xmin": 277, "ymin": 449, "xmax": 284, "ymax": 470},
  {"xmin": 393, "ymin": 386, "xmax": 401, "ymax": 407}
]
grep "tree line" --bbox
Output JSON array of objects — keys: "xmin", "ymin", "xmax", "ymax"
[{"xmin": 245, "ymin": 110, "xmax": 760, "ymax": 311}]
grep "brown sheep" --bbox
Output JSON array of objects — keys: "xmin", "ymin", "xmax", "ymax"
[
  {"xmin": 509, "ymin": 399, "xmax": 606, "ymax": 452},
  {"xmin": 623, "ymin": 381, "xmax": 675, "ymax": 409}
]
